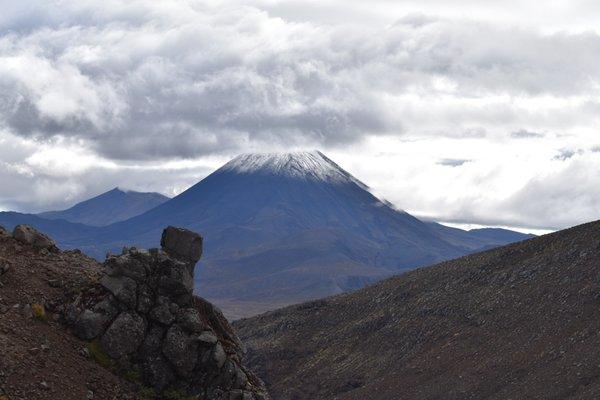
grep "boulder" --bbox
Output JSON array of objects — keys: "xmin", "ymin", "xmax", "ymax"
[
  {"xmin": 142, "ymin": 355, "xmax": 175, "ymax": 391},
  {"xmin": 12, "ymin": 225, "xmax": 56, "ymax": 250},
  {"xmin": 105, "ymin": 254, "xmax": 146, "ymax": 281},
  {"xmin": 73, "ymin": 309, "xmax": 111, "ymax": 340},
  {"xmin": 100, "ymin": 275, "xmax": 137, "ymax": 309},
  {"xmin": 160, "ymin": 226, "xmax": 203, "ymax": 266},
  {"xmin": 0, "ymin": 225, "xmax": 8, "ymax": 237},
  {"xmin": 157, "ymin": 258, "xmax": 193, "ymax": 298},
  {"xmin": 177, "ymin": 308, "xmax": 206, "ymax": 333},
  {"xmin": 162, "ymin": 324, "xmax": 199, "ymax": 377},
  {"xmin": 197, "ymin": 331, "xmax": 218, "ymax": 346},
  {"xmin": 149, "ymin": 297, "xmax": 177, "ymax": 325},
  {"xmin": 139, "ymin": 325, "xmax": 165, "ymax": 357},
  {"xmin": 100, "ymin": 312, "xmax": 146, "ymax": 358},
  {"xmin": 213, "ymin": 342, "xmax": 227, "ymax": 368},
  {"xmin": 137, "ymin": 284, "xmax": 154, "ymax": 314}
]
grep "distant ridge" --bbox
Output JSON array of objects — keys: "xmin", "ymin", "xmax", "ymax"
[
  {"xmin": 38, "ymin": 187, "xmax": 169, "ymax": 226},
  {"xmin": 0, "ymin": 151, "xmax": 533, "ymax": 318}
]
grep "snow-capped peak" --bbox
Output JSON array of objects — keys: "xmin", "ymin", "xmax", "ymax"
[{"xmin": 220, "ymin": 150, "xmax": 367, "ymax": 187}]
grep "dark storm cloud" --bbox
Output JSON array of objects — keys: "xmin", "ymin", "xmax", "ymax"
[{"xmin": 1, "ymin": 1, "xmax": 600, "ymax": 161}]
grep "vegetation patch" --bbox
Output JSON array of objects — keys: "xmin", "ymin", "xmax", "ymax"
[
  {"xmin": 31, "ymin": 303, "xmax": 49, "ymax": 322},
  {"xmin": 162, "ymin": 388, "xmax": 197, "ymax": 400},
  {"xmin": 87, "ymin": 340, "xmax": 116, "ymax": 370}
]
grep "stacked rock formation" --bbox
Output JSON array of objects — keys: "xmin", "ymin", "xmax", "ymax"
[{"xmin": 65, "ymin": 226, "xmax": 269, "ymax": 400}]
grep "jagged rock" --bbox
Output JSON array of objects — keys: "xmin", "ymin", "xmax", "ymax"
[
  {"xmin": 100, "ymin": 312, "xmax": 146, "ymax": 358},
  {"xmin": 177, "ymin": 308, "xmax": 206, "ymax": 333},
  {"xmin": 105, "ymin": 254, "xmax": 146, "ymax": 281},
  {"xmin": 63, "ymin": 226, "xmax": 270, "ymax": 399},
  {"xmin": 197, "ymin": 331, "xmax": 218, "ymax": 345},
  {"xmin": 161, "ymin": 226, "xmax": 203, "ymax": 266},
  {"xmin": 100, "ymin": 275, "xmax": 137, "ymax": 309},
  {"xmin": 229, "ymin": 390, "xmax": 254, "ymax": 400},
  {"xmin": 12, "ymin": 225, "xmax": 56, "ymax": 250},
  {"xmin": 162, "ymin": 324, "xmax": 199, "ymax": 377},
  {"xmin": 140, "ymin": 325, "xmax": 165, "ymax": 357},
  {"xmin": 93, "ymin": 296, "xmax": 120, "ymax": 317},
  {"xmin": 137, "ymin": 284, "xmax": 154, "ymax": 314},
  {"xmin": 73, "ymin": 310, "xmax": 110, "ymax": 340},
  {"xmin": 0, "ymin": 225, "xmax": 8, "ymax": 236},
  {"xmin": 213, "ymin": 343, "xmax": 227, "ymax": 368},
  {"xmin": 142, "ymin": 355, "xmax": 175, "ymax": 391},
  {"xmin": 149, "ymin": 297, "xmax": 176, "ymax": 325},
  {"xmin": 72, "ymin": 296, "xmax": 120, "ymax": 339},
  {"xmin": 158, "ymin": 258, "xmax": 193, "ymax": 297},
  {"xmin": 195, "ymin": 297, "xmax": 246, "ymax": 354}
]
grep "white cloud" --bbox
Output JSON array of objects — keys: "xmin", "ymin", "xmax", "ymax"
[{"xmin": 1, "ymin": 0, "xmax": 600, "ymax": 230}]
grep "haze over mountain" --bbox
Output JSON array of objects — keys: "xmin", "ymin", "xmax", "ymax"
[
  {"xmin": 0, "ymin": 151, "xmax": 532, "ymax": 318},
  {"xmin": 38, "ymin": 187, "xmax": 170, "ymax": 226},
  {"xmin": 235, "ymin": 220, "xmax": 600, "ymax": 399}
]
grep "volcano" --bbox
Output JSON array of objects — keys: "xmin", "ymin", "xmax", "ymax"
[{"xmin": 0, "ymin": 151, "xmax": 532, "ymax": 318}]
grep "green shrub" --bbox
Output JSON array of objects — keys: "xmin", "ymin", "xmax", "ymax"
[
  {"xmin": 32, "ymin": 303, "xmax": 49, "ymax": 322},
  {"xmin": 87, "ymin": 340, "xmax": 115, "ymax": 370}
]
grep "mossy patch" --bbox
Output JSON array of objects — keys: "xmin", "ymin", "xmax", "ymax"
[
  {"xmin": 162, "ymin": 388, "xmax": 197, "ymax": 400},
  {"xmin": 87, "ymin": 340, "xmax": 116, "ymax": 370},
  {"xmin": 138, "ymin": 387, "xmax": 157, "ymax": 399},
  {"xmin": 121, "ymin": 367, "xmax": 140, "ymax": 383}
]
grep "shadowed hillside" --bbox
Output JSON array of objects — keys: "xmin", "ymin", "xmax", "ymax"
[
  {"xmin": 39, "ymin": 188, "xmax": 169, "ymax": 226},
  {"xmin": 235, "ymin": 220, "xmax": 600, "ymax": 399}
]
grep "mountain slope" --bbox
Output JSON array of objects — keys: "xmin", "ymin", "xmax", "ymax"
[
  {"xmin": 0, "ymin": 226, "xmax": 269, "ymax": 400},
  {"xmin": 81, "ymin": 151, "xmax": 531, "ymax": 317},
  {"xmin": 0, "ymin": 151, "xmax": 533, "ymax": 318},
  {"xmin": 234, "ymin": 220, "xmax": 600, "ymax": 400},
  {"xmin": 38, "ymin": 187, "xmax": 169, "ymax": 226}
]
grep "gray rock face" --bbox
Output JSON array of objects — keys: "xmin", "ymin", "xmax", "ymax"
[
  {"xmin": 100, "ymin": 312, "xmax": 146, "ymax": 358},
  {"xmin": 142, "ymin": 355, "xmax": 175, "ymax": 391},
  {"xmin": 73, "ymin": 309, "xmax": 111, "ymax": 340},
  {"xmin": 213, "ymin": 343, "xmax": 227, "ymax": 368},
  {"xmin": 12, "ymin": 225, "xmax": 56, "ymax": 250},
  {"xmin": 100, "ymin": 275, "xmax": 137, "ymax": 309},
  {"xmin": 149, "ymin": 297, "xmax": 176, "ymax": 325},
  {"xmin": 163, "ymin": 324, "xmax": 199, "ymax": 377},
  {"xmin": 158, "ymin": 258, "xmax": 193, "ymax": 296},
  {"xmin": 197, "ymin": 331, "xmax": 218, "ymax": 345},
  {"xmin": 160, "ymin": 226, "xmax": 203, "ymax": 265},
  {"xmin": 105, "ymin": 253, "xmax": 146, "ymax": 281},
  {"xmin": 177, "ymin": 308, "xmax": 206, "ymax": 333},
  {"xmin": 64, "ymin": 227, "xmax": 269, "ymax": 399}
]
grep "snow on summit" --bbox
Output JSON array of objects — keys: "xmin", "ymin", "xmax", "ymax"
[{"xmin": 220, "ymin": 151, "xmax": 367, "ymax": 186}]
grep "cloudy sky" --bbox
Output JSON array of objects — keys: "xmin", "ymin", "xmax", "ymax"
[{"xmin": 1, "ymin": 0, "xmax": 600, "ymax": 233}]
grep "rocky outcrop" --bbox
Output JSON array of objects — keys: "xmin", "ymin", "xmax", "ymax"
[
  {"xmin": 12, "ymin": 224, "xmax": 57, "ymax": 251},
  {"xmin": 161, "ymin": 226, "xmax": 203, "ymax": 267},
  {"xmin": 64, "ymin": 227, "xmax": 269, "ymax": 400}
]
